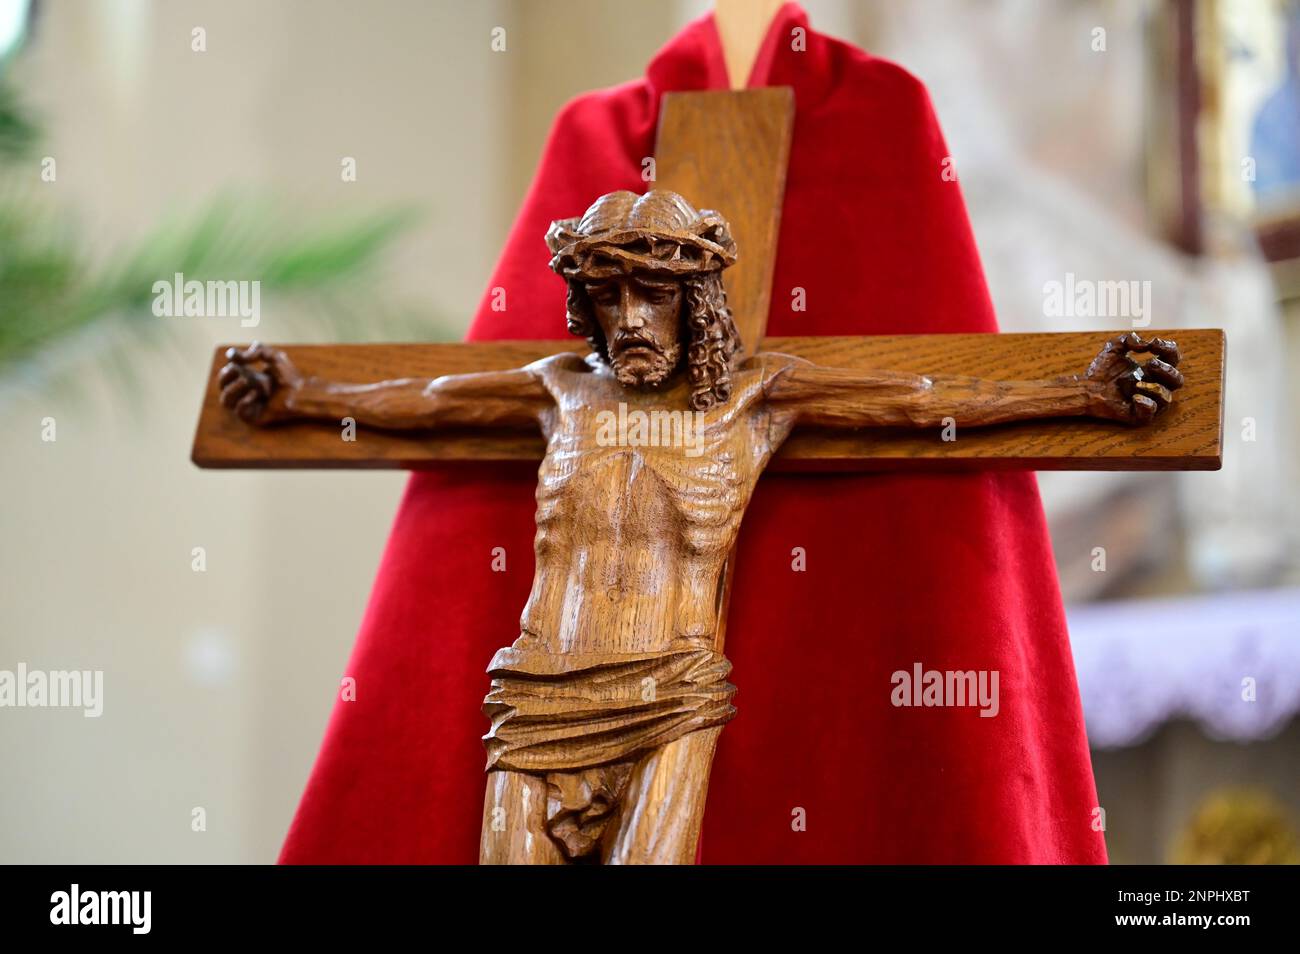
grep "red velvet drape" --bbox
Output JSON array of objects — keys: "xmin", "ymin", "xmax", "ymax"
[{"xmin": 279, "ymin": 3, "xmax": 1106, "ymax": 864}]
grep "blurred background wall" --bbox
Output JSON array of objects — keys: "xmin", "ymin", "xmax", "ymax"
[{"xmin": 1, "ymin": 0, "xmax": 1296, "ymax": 863}]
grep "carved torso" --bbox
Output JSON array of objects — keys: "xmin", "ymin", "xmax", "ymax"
[{"xmin": 514, "ymin": 353, "xmax": 795, "ymax": 656}]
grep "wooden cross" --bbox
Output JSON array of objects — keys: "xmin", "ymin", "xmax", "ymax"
[
  {"xmin": 193, "ymin": 90, "xmax": 1224, "ymax": 474},
  {"xmin": 190, "ymin": 88, "xmax": 1224, "ymax": 865}
]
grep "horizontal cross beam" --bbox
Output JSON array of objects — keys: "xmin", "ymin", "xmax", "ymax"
[{"xmin": 191, "ymin": 329, "xmax": 1224, "ymax": 472}]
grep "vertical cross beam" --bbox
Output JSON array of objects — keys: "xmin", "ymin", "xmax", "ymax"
[
  {"xmin": 655, "ymin": 88, "xmax": 794, "ymax": 358},
  {"xmin": 653, "ymin": 88, "xmax": 796, "ymax": 649}
]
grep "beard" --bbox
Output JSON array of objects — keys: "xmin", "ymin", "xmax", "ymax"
[{"xmin": 608, "ymin": 339, "xmax": 682, "ymax": 390}]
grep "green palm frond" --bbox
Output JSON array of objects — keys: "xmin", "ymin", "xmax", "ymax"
[
  {"xmin": 0, "ymin": 74, "xmax": 439, "ymax": 383},
  {"xmin": 0, "ymin": 193, "xmax": 429, "ymax": 370},
  {"xmin": 0, "ymin": 76, "xmax": 37, "ymax": 160}
]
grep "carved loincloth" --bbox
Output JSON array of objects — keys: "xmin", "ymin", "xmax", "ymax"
[
  {"xmin": 481, "ymin": 641, "xmax": 737, "ymax": 774},
  {"xmin": 481, "ymin": 641, "xmax": 736, "ymax": 859}
]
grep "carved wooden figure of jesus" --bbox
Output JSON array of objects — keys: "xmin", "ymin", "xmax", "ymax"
[{"xmin": 217, "ymin": 190, "xmax": 1184, "ymax": 864}]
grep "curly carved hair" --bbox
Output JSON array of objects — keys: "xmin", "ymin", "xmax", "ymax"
[
  {"xmin": 564, "ymin": 271, "xmax": 741, "ymax": 411},
  {"xmin": 548, "ymin": 190, "xmax": 742, "ymax": 410}
]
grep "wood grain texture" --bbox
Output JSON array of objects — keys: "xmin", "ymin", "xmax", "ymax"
[
  {"xmin": 191, "ymin": 329, "xmax": 1224, "ymax": 472},
  {"xmin": 189, "ymin": 78, "xmax": 1227, "ymax": 866},
  {"xmin": 653, "ymin": 88, "xmax": 792, "ymax": 670},
  {"xmin": 655, "ymin": 88, "xmax": 793, "ymax": 357}
]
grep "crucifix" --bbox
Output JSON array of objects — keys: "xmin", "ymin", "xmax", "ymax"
[{"xmin": 192, "ymin": 80, "xmax": 1224, "ymax": 863}]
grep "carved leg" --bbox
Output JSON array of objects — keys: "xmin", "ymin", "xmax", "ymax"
[
  {"xmin": 478, "ymin": 769, "xmax": 566, "ymax": 864},
  {"xmin": 602, "ymin": 726, "xmax": 723, "ymax": 865}
]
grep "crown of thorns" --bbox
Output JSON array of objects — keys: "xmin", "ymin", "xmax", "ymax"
[{"xmin": 545, "ymin": 190, "xmax": 737, "ymax": 281}]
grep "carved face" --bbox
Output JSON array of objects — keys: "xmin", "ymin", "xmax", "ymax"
[{"xmin": 583, "ymin": 275, "xmax": 684, "ymax": 390}]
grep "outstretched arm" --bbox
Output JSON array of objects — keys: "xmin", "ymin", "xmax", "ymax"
[
  {"xmin": 218, "ymin": 343, "xmax": 551, "ymax": 430},
  {"xmin": 766, "ymin": 333, "xmax": 1184, "ymax": 429}
]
